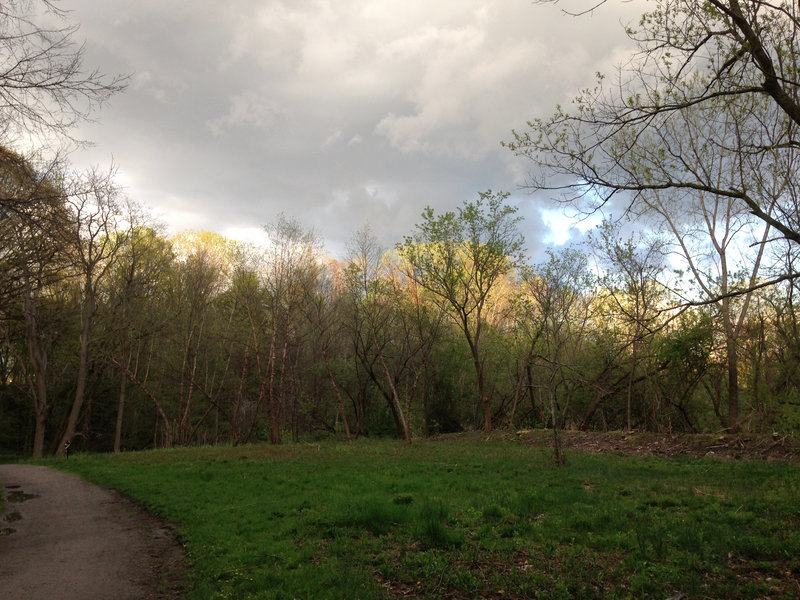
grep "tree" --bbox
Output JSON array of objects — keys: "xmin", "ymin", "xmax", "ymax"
[
  {"xmin": 590, "ymin": 219, "xmax": 666, "ymax": 431},
  {"xmin": 398, "ymin": 191, "xmax": 525, "ymax": 433},
  {"xmin": 260, "ymin": 214, "xmax": 321, "ymax": 444},
  {"xmin": 168, "ymin": 231, "xmax": 236, "ymax": 446},
  {"xmin": 509, "ymin": 0, "xmax": 800, "ymax": 253},
  {"xmin": 345, "ymin": 226, "xmax": 444, "ymax": 444},
  {"xmin": 56, "ymin": 167, "xmax": 130, "ymax": 455},
  {"xmin": 518, "ymin": 248, "xmax": 596, "ymax": 464},
  {"xmin": 102, "ymin": 225, "xmax": 174, "ymax": 452},
  {"xmin": 0, "ymin": 146, "xmax": 70, "ymax": 457},
  {"xmin": 0, "ymin": 0, "xmax": 126, "ymax": 144}
]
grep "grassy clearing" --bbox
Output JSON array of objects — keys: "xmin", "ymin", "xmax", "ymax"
[{"xmin": 44, "ymin": 437, "xmax": 800, "ymax": 599}]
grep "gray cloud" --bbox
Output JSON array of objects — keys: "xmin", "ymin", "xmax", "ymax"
[{"xmin": 65, "ymin": 0, "xmax": 648, "ymax": 260}]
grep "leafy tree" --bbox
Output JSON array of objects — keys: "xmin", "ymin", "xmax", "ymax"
[
  {"xmin": 0, "ymin": 147, "xmax": 71, "ymax": 457},
  {"xmin": 398, "ymin": 191, "xmax": 525, "ymax": 433},
  {"xmin": 261, "ymin": 214, "xmax": 322, "ymax": 444},
  {"xmin": 101, "ymin": 224, "xmax": 174, "ymax": 452}
]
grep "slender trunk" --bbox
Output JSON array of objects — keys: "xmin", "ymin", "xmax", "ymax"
[
  {"xmin": 726, "ymin": 331, "xmax": 739, "ymax": 432},
  {"xmin": 111, "ymin": 355, "xmax": 173, "ymax": 447},
  {"xmin": 468, "ymin": 338, "xmax": 490, "ymax": 433},
  {"xmin": 274, "ymin": 337, "xmax": 288, "ymax": 443},
  {"xmin": 179, "ymin": 316, "xmax": 204, "ymax": 444},
  {"xmin": 57, "ymin": 286, "xmax": 95, "ymax": 456},
  {"xmin": 549, "ymin": 385, "xmax": 564, "ymax": 466},
  {"xmin": 627, "ymin": 337, "xmax": 637, "ymax": 432},
  {"xmin": 462, "ymin": 313, "xmax": 490, "ymax": 433},
  {"xmin": 508, "ymin": 367, "xmax": 523, "ymax": 431},
  {"xmin": 114, "ymin": 366, "xmax": 127, "ymax": 453},
  {"xmin": 266, "ymin": 334, "xmax": 281, "ymax": 444},
  {"xmin": 721, "ymin": 298, "xmax": 739, "ymax": 432},
  {"xmin": 377, "ymin": 349, "xmax": 411, "ymax": 444},
  {"xmin": 23, "ymin": 293, "xmax": 50, "ymax": 458},
  {"xmin": 323, "ymin": 349, "xmax": 351, "ymax": 441}
]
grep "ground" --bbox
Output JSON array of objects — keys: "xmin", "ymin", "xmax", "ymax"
[
  {"xmin": 0, "ymin": 464, "xmax": 186, "ymax": 600},
  {"xmin": 510, "ymin": 429, "xmax": 800, "ymax": 461},
  {"xmin": 0, "ymin": 431, "xmax": 796, "ymax": 599}
]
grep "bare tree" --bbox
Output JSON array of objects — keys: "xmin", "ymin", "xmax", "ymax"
[
  {"xmin": 0, "ymin": 0, "xmax": 127, "ymax": 144},
  {"xmin": 260, "ymin": 214, "xmax": 321, "ymax": 444},
  {"xmin": 509, "ymin": 0, "xmax": 800, "ymax": 249},
  {"xmin": 590, "ymin": 220, "xmax": 666, "ymax": 431},
  {"xmin": 56, "ymin": 166, "xmax": 129, "ymax": 455},
  {"xmin": 522, "ymin": 248, "xmax": 596, "ymax": 465}
]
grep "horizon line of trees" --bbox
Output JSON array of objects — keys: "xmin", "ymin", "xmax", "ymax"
[{"xmin": 1, "ymin": 142, "xmax": 798, "ymax": 457}]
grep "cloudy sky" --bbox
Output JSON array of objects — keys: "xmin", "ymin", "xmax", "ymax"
[{"xmin": 63, "ymin": 0, "xmax": 647, "ymax": 260}]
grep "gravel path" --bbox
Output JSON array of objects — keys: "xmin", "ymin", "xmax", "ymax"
[{"xmin": 0, "ymin": 464, "xmax": 186, "ymax": 600}]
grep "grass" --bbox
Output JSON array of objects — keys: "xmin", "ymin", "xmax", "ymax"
[{"xmin": 35, "ymin": 437, "xmax": 800, "ymax": 599}]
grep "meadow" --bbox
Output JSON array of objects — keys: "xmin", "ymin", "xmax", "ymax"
[{"xmin": 38, "ymin": 436, "xmax": 800, "ymax": 599}]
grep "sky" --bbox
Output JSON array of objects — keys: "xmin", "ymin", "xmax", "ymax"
[{"xmin": 62, "ymin": 0, "xmax": 648, "ymax": 261}]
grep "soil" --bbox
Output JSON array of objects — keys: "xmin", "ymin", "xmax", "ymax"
[
  {"xmin": 0, "ymin": 464, "xmax": 187, "ymax": 600},
  {"xmin": 509, "ymin": 429, "xmax": 800, "ymax": 461}
]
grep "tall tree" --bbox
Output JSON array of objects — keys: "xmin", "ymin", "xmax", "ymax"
[
  {"xmin": 0, "ymin": 146, "xmax": 70, "ymax": 457},
  {"xmin": 56, "ymin": 167, "xmax": 129, "ymax": 455},
  {"xmin": 398, "ymin": 191, "xmax": 525, "ymax": 433},
  {"xmin": 261, "ymin": 214, "xmax": 321, "ymax": 444},
  {"xmin": 102, "ymin": 225, "xmax": 174, "ymax": 452}
]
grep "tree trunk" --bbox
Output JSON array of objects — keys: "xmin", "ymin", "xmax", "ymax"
[
  {"xmin": 57, "ymin": 288, "xmax": 95, "ymax": 456},
  {"xmin": 721, "ymin": 297, "xmax": 740, "ymax": 432},
  {"xmin": 468, "ymin": 341, "xmax": 491, "ymax": 433},
  {"xmin": 726, "ymin": 333, "xmax": 739, "ymax": 432},
  {"xmin": 323, "ymin": 349, "xmax": 351, "ymax": 441},
  {"xmin": 23, "ymin": 293, "xmax": 50, "ymax": 458},
  {"xmin": 114, "ymin": 367, "xmax": 127, "ymax": 452},
  {"xmin": 549, "ymin": 386, "xmax": 564, "ymax": 466}
]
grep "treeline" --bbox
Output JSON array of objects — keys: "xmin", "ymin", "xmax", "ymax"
[
  {"xmin": 1, "ymin": 149, "xmax": 798, "ymax": 457},
  {"xmin": 3, "ymin": 1, "xmax": 800, "ymax": 456}
]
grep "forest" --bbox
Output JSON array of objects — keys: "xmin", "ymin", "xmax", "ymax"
[
  {"xmin": 1, "ymin": 156, "xmax": 798, "ymax": 457},
  {"xmin": 2, "ymin": 0, "xmax": 800, "ymax": 457}
]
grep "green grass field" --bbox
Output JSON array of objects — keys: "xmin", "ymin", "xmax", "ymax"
[{"xmin": 41, "ymin": 437, "xmax": 800, "ymax": 599}]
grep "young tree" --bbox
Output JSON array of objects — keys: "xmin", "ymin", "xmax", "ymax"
[
  {"xmin": 590, "ymin": 220, "xmax": 666, "ymax": 431},
  {"xmin": 397, "ymin": 191, "xmax": 525, "ymax": 433},
  {"xmin": 522, "ymin": 248, "xmax": 596, "ymax": 464}
]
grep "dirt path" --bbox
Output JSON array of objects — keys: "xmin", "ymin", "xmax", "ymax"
[{"xmin": 0, "ymin": 464, "xmax": 186, "ymax": 600}]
